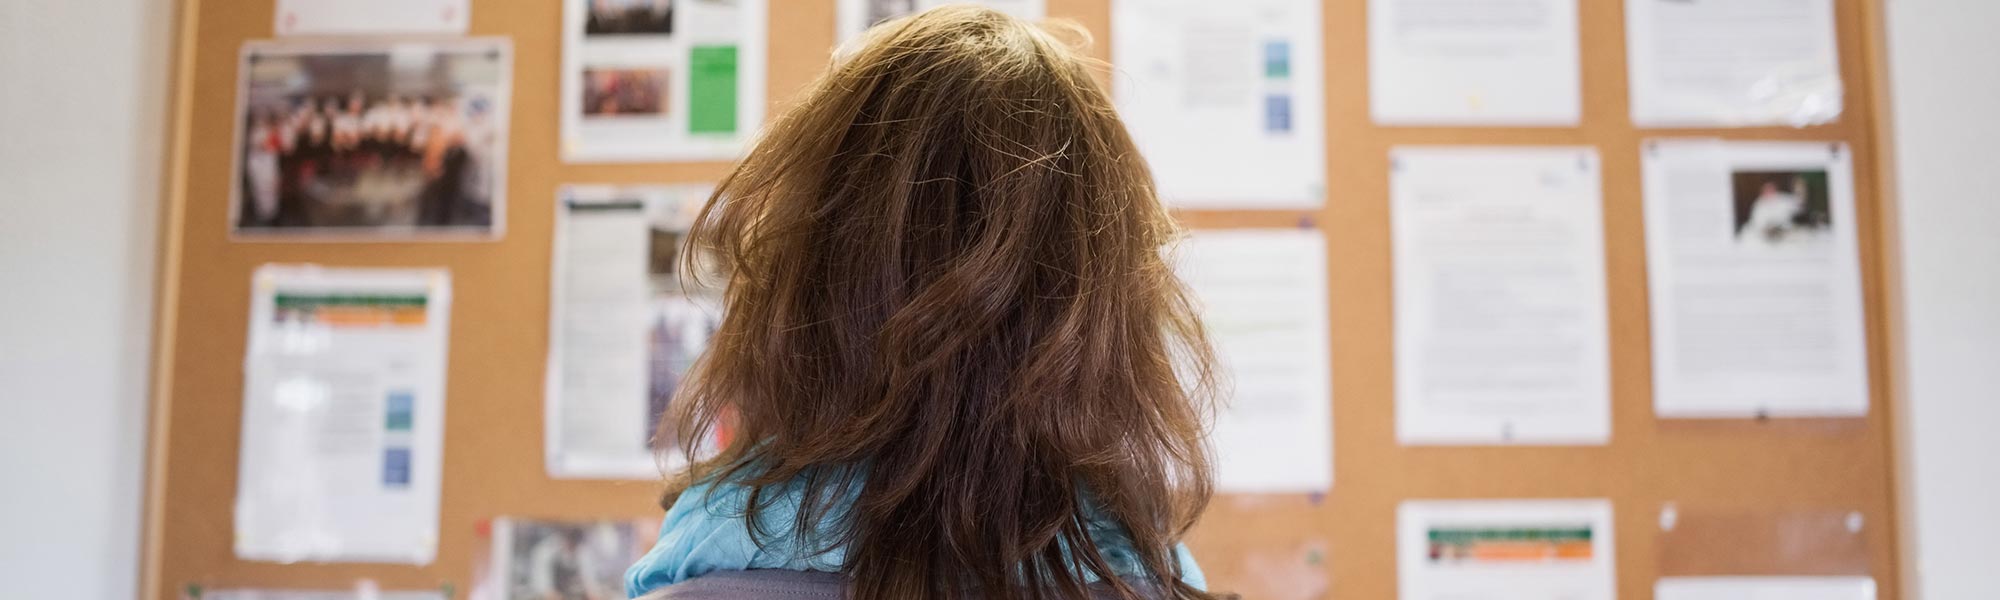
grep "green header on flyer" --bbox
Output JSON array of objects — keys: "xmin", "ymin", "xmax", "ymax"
[
  {"xmin": 274, "ymin": 294, "xmax": 429, "ymax": 310},
  {"xmin": 1428, "ymin": 527, "xmax": 1593, "ymax": 544}
]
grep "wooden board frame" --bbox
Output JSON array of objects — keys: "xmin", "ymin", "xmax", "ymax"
[{"xmin": 140, "ymin": 0, "xmax": 1909, "ymax": 597}]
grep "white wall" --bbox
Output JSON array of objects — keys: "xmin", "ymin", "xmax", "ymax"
[
  {"xmin": 0, "ymin": 0, "xmax": 171, "ymax": 597},
  {"xmin": 1885, "ymin": 1, "xmax": 2000, "ymax": 598}
]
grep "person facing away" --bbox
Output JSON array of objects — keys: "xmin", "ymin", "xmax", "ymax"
[{"xmin": 623, "ymin": 5, "xmax": 1226, "ymax": 600}]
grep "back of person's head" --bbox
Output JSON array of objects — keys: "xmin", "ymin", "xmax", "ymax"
[{"xmin": 666, "ymin": 5, "xmax": 1220, "ymax": 599}]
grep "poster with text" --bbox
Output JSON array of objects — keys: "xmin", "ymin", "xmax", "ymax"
[
  {"xmin": 547, "ymin": 185, "xmax": 730, "ymax": 478},
  {"xmin": 1625, "ymin": 0, "xmax": 1842, "ymax": 127},
  {"xmin": 563, "ymin": 0, "xmax": 768, "ymax": 162},
  {"xmin": 1391, "ymin": 147, "xmax": 1610, "ymax": 445},
  {"xmin": 1369, "ymin": 0, "xmax": 1580, "ymax": 125},
  {"xmin": 1113, "ymin": 0, "xmax": 1327, "ymax": 207},
  {"xmin": 274, "ymin": 0, "xmax": 468, "ymax": 36},
  {"xmin": 1641, "ymin": 140, "xmax": 1868, "ymax": 418},
  {"xmin": 235, "ymin": 266, "xmax": 451, "ymax": 564},
  {"xmin": 1174, "ymin": 229, "xmax": 1334, "ymax": 492}
]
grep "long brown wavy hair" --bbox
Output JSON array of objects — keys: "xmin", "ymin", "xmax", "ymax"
[{"xmin": 661, "ymin": 6, "xmax": 1220, "ymax": 599}]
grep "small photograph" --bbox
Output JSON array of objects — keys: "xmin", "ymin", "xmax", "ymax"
[
  {"xmin": 233, "ymin": 41, "xmax": 509, "ymax": 236},
  {"xmin": 497, "ymin": 519, "xmax": 651, "ymax": 600},
  {"xmin": 585, "ymin": 0, "xmax": 674, "ymax": 36},
  {"xmin": 1731, "ymin": 169, "xmax": 1832, "ymax": 245},
  {"xmin": 645, "ymin": 196, "xmax": 723, "ymax": 451},
  {"xmin": 582, "ymin": 67, "xmax": 669, "ymax": 117},
  {"xmin": 866, "ymin": 0, "xmax": 917, "ymax": 27}
]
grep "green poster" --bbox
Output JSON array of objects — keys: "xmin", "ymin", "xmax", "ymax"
[{"xmin": 689, "ymin": 45, "xmax": 739, "ymax": 135}]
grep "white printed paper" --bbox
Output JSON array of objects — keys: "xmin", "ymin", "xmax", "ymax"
[
  {"xmin": 1175, "ymin": 230, "xmax": 1333, "ymax": 492},
  {"xmin": 1392, "ymin": 147, "xmax": 1609, "ymax": 445},
  {"xmin": 274, "ymin": 0, "xmax": 468, "ymax": 36},
  {"xmin": 562, "ymin": 0, "xmax": 768, "ymax": 162},
  {"xmin": 236, "ymin": 266, "xmax": 451, "ymax": 564},
  {"xmin": 1625, "ymin": 0, "xmax": 1843, "ymax": 127},
  {"xmin": 478, "ymin": 518, "xmax": 657, "ymax": 600},
  {"xmin": 1369, "ymin": 0, "xmax": 1580, "ymax": 125},
  {"xmin": 836, "ymin": 0, "xmax": 1047, "ymax": 46},
  {"xmin": 547, "ymin": 185, "xmax": 725, "ymax": 479},
  {"xmin": 203, "ymin": 590, "xmax": 446, "ymax": 600},
  {"xmin": 1657, "ymin": 576, "xmax": 1876, "ymax": 600},
  {"xmin": 1398, "ymin": 499, "xmax": 1616, "ymax": 600},
  {"xmin": 1642, "ymin": 140, "xmax": 1868, "ymax": 418},
  {"xmin": 1114, "ymin": 0, "xmax": 1327, "ymax": 208}
]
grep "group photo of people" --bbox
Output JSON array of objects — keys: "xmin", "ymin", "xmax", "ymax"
[
  {"xmin": 582, "ymin": 68, "xmax": 669, "ymax": 117},
  {"xmin": 235, "ymin": 43, "xmax": 507, "ymax": 234}
]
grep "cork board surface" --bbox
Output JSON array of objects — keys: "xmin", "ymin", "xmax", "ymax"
[{"xmin": 146, "ymin": 0, "xmax": 1904, "ymax": 598}]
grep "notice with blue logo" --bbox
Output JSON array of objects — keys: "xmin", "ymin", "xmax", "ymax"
[
  {"xmin": 235, "ymin": 266, "xmax": 452, "ymax": 564},
  {"xmin": 1265, "ymin": 94, "xmax": 1293, "ymax": 133},
  {"xmin": 383, "ymin": 447, "xmax": 412, "ymax": 487},
  {"xmin": 1113, "ymin": 0, "xmax": 1326, "ymax": 208}
]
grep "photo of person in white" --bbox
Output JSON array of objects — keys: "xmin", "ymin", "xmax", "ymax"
[
  {"xmin": 1731, "ymin": 170, "xmax": 1832, "ymax": 247},
  {"xmin": 1744, "ymin": 179, "xmax": 1804, "ymax": 234}
]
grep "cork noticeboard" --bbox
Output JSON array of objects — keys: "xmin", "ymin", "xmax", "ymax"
[{"xmin": 142, "ymin": 0, "xmax": 1907, "ymax": 598}]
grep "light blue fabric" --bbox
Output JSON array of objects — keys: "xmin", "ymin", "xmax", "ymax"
[{"xmin": 624, "ymin": 474, "xmax": 1207, "ymax": 597}]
